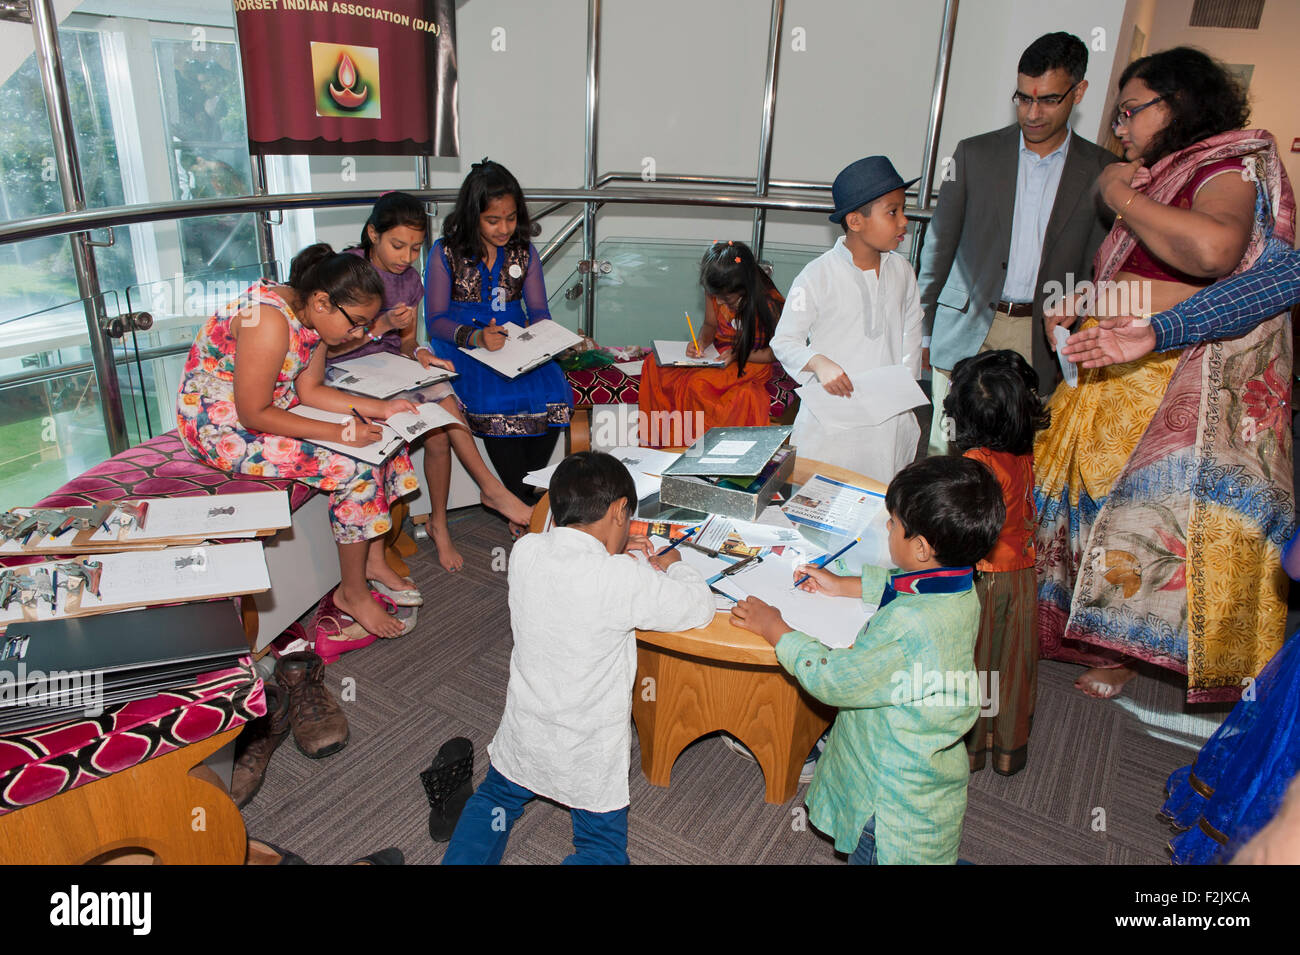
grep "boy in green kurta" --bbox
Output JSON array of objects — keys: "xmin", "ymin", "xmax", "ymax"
[{"xmin": 731, "ymin": 456, "xmax": 1005, "ymax": 864}]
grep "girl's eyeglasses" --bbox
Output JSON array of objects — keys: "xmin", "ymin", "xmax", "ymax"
[
  {"xmin": 1111, "ymin": 96, "xmax": 1163, "ymax": 132},
  {"xmin": 333, "ymin": 301, "xmax": 369, "ymax": 331}
]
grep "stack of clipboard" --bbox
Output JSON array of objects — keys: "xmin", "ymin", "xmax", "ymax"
[{"xmin": 0, "ymin": 601, "xmax": 252, "ymax": 732}]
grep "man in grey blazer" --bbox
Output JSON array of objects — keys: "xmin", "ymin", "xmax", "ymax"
[{"xmin": 919, "ymin": 32, "xmax": 1119, "ymax": 454}]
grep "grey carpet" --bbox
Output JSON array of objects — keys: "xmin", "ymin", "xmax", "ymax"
[{"xmin": 240, "ymin": 506, "xmax": 1228, "ymax": 865}]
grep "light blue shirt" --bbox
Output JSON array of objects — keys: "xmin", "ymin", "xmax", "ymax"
[{"xmin": 1001, "ymin": 131, "xmax": 1070, "ymax": 302}]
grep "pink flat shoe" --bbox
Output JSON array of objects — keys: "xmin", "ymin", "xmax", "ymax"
[{"xmin": 312, "ymin": 592, "xmax": 378, "ymax": 664}]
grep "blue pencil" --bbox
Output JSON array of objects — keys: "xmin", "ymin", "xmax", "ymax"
[{"xmin": 793, "ymin": 537, "xmax": 860, "ymax": 589}]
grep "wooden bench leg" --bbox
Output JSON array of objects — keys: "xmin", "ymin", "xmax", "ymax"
[{"xmin": 0, "ymin": 727, "xmax": 247, "ymax": 864}]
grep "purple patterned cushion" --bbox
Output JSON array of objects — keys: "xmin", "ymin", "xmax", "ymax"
[
  {"xmin": 565, "ymin": 362, "xmax": 798, "ymax": 418},
  {"xmin": 35, "ymin": 431, "xmax": 314, "ymax": 512},
  {"xmin": 0, "ymin": 659, "xmax": 264, "ymax": 814}
]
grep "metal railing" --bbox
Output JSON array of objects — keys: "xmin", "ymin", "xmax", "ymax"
[{"xmin": 6, "ymin": 0, "xmax": 958, "ymax": 459}]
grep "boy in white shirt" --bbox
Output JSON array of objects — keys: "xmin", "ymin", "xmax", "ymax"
[
  {"xmin": 770, "ymin": 156, "xmax": 925, "ymax": 484},
  {"xmin": 441, "ymin": 451, "xmax": 715, "ymax": 865}
]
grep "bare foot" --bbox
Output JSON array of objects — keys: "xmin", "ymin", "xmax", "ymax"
[
  {"xmin": 333, "ymin": 586, "xmax": 404, "ymax": 639},
  {"xmin": 428, "ymin": 520, "xmax": 464, "ymax": 572},
  {"xmin": 481, "ymin": 482, "xmax": 534, "ymax": 527},
  {"xmin": 1075, "ymin": 665, "xmax": 1137, "ymax": 699},
  {"xmin": 364, "ymin": 555, "xmax": 412, "ymax": 593},
  {"xmin": 509, "ymin": 521, "xmax": 527, "ymax": 539}
]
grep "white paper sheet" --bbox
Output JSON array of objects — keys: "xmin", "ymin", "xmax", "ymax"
[
  {"xmin": 712, "ymin": 552, "xmax": 871, "ymax": 649},
  {"xmin": 525, "ymin": 462, "xmax": 660, "ymax": 501},
  {"xmin": 459, "ymin": 319, "xmax": 583, "ymax": 378},
  {"xmin": 1053, "ymin": 325, "xmax": 1078, "ymax": 387},
  {"xmin": 797, "ymin": 364, "xmax": 927, "ymax": 429},
  {"xmin": 0, "ymin": 542, "xmax": 271, "ymax": 629},
  {"xmin": 652, "ymin": 340, "xmax": 726, "ymax": 367},
  {"xmin": 88, "ymin": 491, "xmax": 291, "ymax": 543},
  {"xmin": 288, "ymin": 401, "xmax": 460, "ymax": 465},
  {"xmin": 325, "ymin": 351, "xmax": 456, "ymax": 398},
  {"xmin": 730, "ymin": 507, "xmax": 805, "ymax": 548},
  {"xmin": 613, "ymin": 360, "xmax": 645, "ymax": 376},
  {"xmin": 607, "ymin": 446, "xmax": 680, "ymax": 475}
]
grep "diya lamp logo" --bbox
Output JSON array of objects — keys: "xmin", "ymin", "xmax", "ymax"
[
  {"xmin": 330, "ymin": 52, "xmax": 368, "ymax": 109},
  {"xmin": 311, "ymin": 42, "xmax": 382, "ymax": 119}
]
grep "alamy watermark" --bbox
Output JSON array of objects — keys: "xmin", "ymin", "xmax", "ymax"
[
  {"xmin": 0, "ymin": 664, "xmax": 104, "ymax": 717},
  {"xmin": 889, "ymin": 664, "xmax": 1000, "ymax": 716}
]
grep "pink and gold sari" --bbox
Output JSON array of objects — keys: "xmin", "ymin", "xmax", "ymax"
[{"xmin": 1034, "ymin": 129, "xmax": 1296, "ymax": 702}]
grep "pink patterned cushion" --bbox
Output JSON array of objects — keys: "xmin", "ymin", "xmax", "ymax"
[
  {"xmin": 35, "ymin": 431, "xmax": 314, "ymax": 512},
  {"xmin": 565, "ymin": 363, "xmax": 798, "ymax": 418},
  {"xmin": 0, "ymin": 659, "xmax": 264, "ymax": 814}
]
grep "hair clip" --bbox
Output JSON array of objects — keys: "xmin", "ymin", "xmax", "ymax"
[
  {"xmin": 471, "ymin": 156, "xmax": 491, "ymax": 171},
  {"xmin": 734, "ymin": 256, "xmax": 742, "ymax": 263}
]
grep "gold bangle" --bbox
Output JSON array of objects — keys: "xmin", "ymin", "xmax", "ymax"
[{"xmin": 1116, "ymin": 190, "xmax": 1138, "ymax": 223}]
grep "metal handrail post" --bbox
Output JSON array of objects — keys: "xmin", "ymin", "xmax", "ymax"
[
  {"xmin": 751, "ymin": 0, "xmax": 784, "ymax": 259},
  {"xmin": 580, "ymin": 0, "xmax": 601, "ymax": 338},
  {"xmin": 31, "ymin": 0, "xmax": 130, "ymax": 454},
  {"xmin": 230, "ymin": 10, "xmax": 278, "ymax": 276},
  {"xmin": 911, "ymin": 0, "xmax": 958, "ymax": 268}
]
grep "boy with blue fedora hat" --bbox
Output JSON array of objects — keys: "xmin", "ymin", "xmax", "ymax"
[{"xmin": 771, "ymin": 156, "xmax": 926, "ymax": 484}]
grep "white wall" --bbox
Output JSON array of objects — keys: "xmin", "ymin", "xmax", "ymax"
[
  {"xmin": 1141, "ymin": 0, "xmax": 1300, "ymax": 191},
  {"xmin": 304, "ymin": 0, "xmax": 1132, "ymax": 258}
]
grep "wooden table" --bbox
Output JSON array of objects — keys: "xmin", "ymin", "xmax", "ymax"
[{"xmin": 530, "ymin": 455, "xmax": 882, "ymax": 805}]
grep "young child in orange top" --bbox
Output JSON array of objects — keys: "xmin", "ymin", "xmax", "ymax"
[
  {"xmin": 943, "ymin": 349, "xmax": 1050, "ymax": 775},
  {"xmin": 638, "ymin": 241, "xmax": 783, "ymax": 447}
]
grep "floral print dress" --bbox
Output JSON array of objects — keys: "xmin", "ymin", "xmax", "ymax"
[{"xmin": 176, "ymin": 282, "xmax": 419, "ymax": 544}]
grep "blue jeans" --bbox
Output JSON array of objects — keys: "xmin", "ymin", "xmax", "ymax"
[
  {"xmin": 847, "ymin": 817, "xmax": 878, "ymax": 866},
  {"xmin": 441, "ymin": 763, "xmax": 630, "ymax": 865}
]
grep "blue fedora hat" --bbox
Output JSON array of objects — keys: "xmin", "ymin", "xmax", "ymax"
[{"xmin": 828, "ymin": 157, "xmax": 920, "ymax": 224}]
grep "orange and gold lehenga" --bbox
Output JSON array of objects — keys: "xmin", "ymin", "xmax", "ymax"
[{"xmin": 637, "ymin": 290, "xmax": 783, "ymax": 448}]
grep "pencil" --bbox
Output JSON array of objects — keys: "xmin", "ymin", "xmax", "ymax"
[
  {"xmin": 658, "ymin": 526, "xmax": 698, "ymax": 555},
  {"xmin": 793, "ymin": 537, "xmax": 860, "ymax": 588},
  {"xmin": 684, "ymin": 312, "xmax": 701, "ymax": 355},
  {"xmin": 349, "ymin": 405, "xmax": 372, "ymax": 425}
]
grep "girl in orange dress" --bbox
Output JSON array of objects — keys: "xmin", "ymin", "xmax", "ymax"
[{"xmin": 638, "ymin": 241, "xmax": 784, "ymax": 447}]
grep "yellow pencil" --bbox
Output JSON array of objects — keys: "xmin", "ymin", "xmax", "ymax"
[{"xmin": 685, "ymin": 311, "xmax": 701, "ymax": 354}]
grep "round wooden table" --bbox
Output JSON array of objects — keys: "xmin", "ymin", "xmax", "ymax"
[{"xmin": 529, "ymin": 455, "xmax": 883, "ymax": 805}]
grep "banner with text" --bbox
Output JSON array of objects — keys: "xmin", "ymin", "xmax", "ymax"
[{"xmin": 234, "ymin": 0, "xmax": 458, "ymax": 156}]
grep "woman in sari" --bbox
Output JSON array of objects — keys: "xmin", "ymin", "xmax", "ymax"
[{"xmin": 1036, "ymin": 47, "xmax": 1295, "ymax": 702}]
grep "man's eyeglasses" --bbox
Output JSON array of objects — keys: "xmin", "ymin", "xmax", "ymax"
[
  {"xmin": 1011, "ymin": 82, "xmax": 1078, "ymax": 108},
  {"xmin": 1111, "ymin": 96, "xmax": 1163, "ymax": 132}
]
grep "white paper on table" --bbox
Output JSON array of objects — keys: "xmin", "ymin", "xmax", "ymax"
[
  {"xmin": 797, "ymin": 364, "xmax": 927, "ymax": 429},
  {"xmin": 525, "ymin": 462, "xmax": 660, "ymax": 501},
  {"xmin": 652, "ymin": 340, "xmax": 725, "ymax": 367},
  {"xmin": 325, "ymin": 351, "xmax": 456, "ymax": 398},
  {"xmin": 88, "ymin": 491, "xmax": 291, "ymax": 543},
  {"xmin": 608, "ymin": 446, "xmax": 680, "ymax": 475},
  {"xmin": 460, "ymin": 320, "xmax": 583, "ymax": 379},
  {"xmin": 712, "ymin": 552, "xmax": 871, "ymax": 649},
  {"xmin": 1053, "ymin": 325, "xmax": 1078, "ymax": 387},
  {"xmin": 782, "ymin": 474, "xmax": 886, "ymax": 537},
  {"xmin": 613, "ymin": 360, "xmax": 645, "ymax": 376},
  {"xmin": 730, "ymin": 507, "xmax": 805, "ymax": 548},
  {"xmin": 693, "ymin": 515, "xmax": 734, "ymax": 553},
  {"xmin": 830, "ymin": 507, "xmax": 894, "ymax": 572},
  {"xmin": 644, "ymin": 535, "xmax": 735, "ymax": 580}
]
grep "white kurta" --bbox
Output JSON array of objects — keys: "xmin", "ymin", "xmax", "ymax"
[
  {"xmin": 770, "ymin": 239, "xmax": 924, "ymax": 484},
  {"xmin": 490, "ymin": 526, "xmax": 715, "ymax": 813}
]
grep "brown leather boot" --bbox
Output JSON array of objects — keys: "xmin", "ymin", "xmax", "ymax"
[
  {"xmin": 274, "ymin": 651, "xmax": 349, "ymax": 759},
  {"xmin": 230, "ymin": 683, "xmax": 292, "ymax": 808}
]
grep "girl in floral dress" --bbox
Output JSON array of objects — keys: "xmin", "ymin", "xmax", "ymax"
[{"xmin": 177, "ymin": 243, "xmax": 421, "ymax": 639}]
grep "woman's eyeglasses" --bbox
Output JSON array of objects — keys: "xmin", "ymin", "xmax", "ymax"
[
  {"xmin": 1011, "ymin": 82, "xmax": 1078, "ymax": 108},
  {"xmin": 1111, "ymin": 96, "xmax": 1163, "ymax": 132}
]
